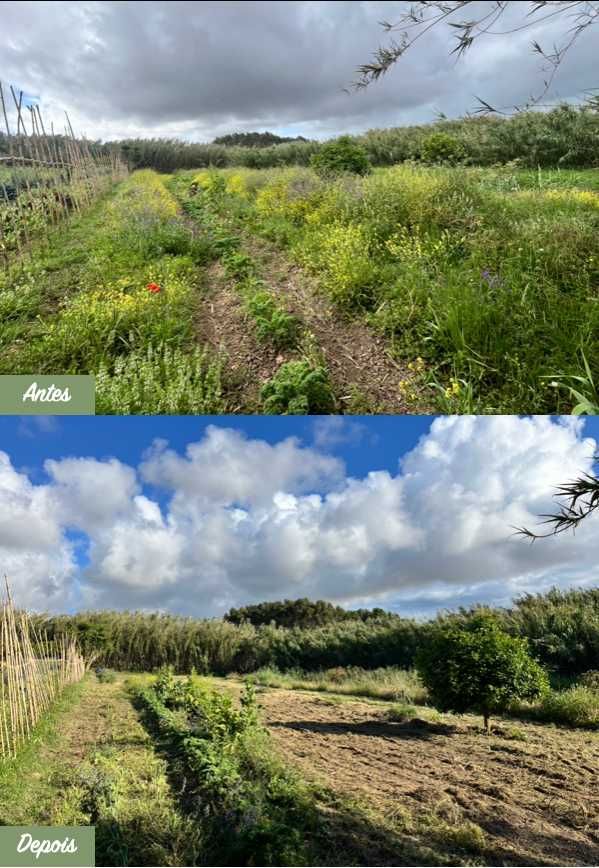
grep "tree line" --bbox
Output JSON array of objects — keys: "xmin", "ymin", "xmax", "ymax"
[
  {"xmin": 106, "ymin": 103, "xmax": 599, "ymax": 172},
  {"xmin": 30, "ymin": 586, "xmax": 599, "ymax": 678},
  {"xmin": 3, "ymin": 104, "xmax": 596, "ymax": 175}
]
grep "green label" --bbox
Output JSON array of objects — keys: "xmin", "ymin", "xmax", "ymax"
[
  {"xmin": 0, "ymin": 376, "xmax": 95, "ymax": 414},
  {"xmin": 0, "ymin": 827, "xmax": 94, "ymax": 867}
]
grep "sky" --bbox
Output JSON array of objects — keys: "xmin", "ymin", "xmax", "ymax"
[
  {"xmin": 0, "ymin": 1, "xmax": 597, "ymax": 142},
  {"xmin": 1, "ymin": 414, "xmax": 599, "ymax": 619}
]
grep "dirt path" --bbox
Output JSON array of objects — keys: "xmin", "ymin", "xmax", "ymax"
[
  {"xmin": 258, "ymin": 688, "xmax": 599, "ymax": 867},
  {"xmin": 193, "ymin": 260, "xmax": 297, "ymax": 411},
  {"xmin": 240, "ymin": 232, "xmax": 424, "ymax": 413}
]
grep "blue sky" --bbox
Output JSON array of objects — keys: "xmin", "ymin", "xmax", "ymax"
[
  {"xmin": 1, "ymin": 415, "xmax": 599, "ymax": 618},
  {"xmin": 5, "ymin": 415, "xmax": 435, "ymax": 483}
]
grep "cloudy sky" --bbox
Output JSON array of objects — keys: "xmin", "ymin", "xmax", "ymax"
[
  {"xmin": 1, "ymin": 1, "xmax": 597, "ymax": 142},
  {"xmin": 1, "ymin": 414, "xmax": 598, "ymax": 619}
]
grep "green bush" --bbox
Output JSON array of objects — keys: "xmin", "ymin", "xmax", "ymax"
[
  {"xmin": 416, "ymin": 613, "xmax": 549, "ymax": 730},
  {"xmin": 421, "ymin": 132, "xmax": 465, "ymax": 165},
  {"xmin": 520, "ymin": 685, "xmax": 599, "ymax": 728},
  {"xmin": 261, "ymin": 360, "xmax": 336, "ymax": 414},
  {"xmin": 311, "ymin": 135, "xmax": 370, "ymax": 177}
]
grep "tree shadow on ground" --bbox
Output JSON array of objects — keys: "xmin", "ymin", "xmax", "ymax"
[
  {"xmin": 269, "ymin": 717, "xmax": 456, "ymax": 740},
  {"xmin": 129, "ymin": 693, "xmax": 452, "ymax": 867}
]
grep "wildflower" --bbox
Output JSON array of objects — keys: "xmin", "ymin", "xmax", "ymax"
[
  {"xmin": 146, "ymin": 282, "xmax": 162, "ymax": 293},
  {"xmin": 481, "ymin": 269, "xmax": 502, "ymax": 289},
  {"xmin": 445, "ymin": 378, "xmax": 461, "ymax": 399}
]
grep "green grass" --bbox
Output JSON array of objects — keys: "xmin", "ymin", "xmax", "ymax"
[
  {"xmin": 180, "ymin": 164, "xmax": 599, "ymax": 413},
  {"xmin": 0, "ymin": 680, "xmax": 86, "ymax": 823},
  {"xmin": 0, "ymin": 673, "xmax": 204, "ymax": 866},
  {"xmin": 512, "ymin": 684, "xmax": 599, "ymax": 729},
  {"xmin": 0, "ymin": 170, "xmax": 227, "ymax": 413},
  {"xmin": 249, "ymin": 666, "xmax": 428, "ymax": 704}
]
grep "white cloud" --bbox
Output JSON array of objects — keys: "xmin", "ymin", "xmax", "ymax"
[
  {"xmin": 0, "ymin": 451, "xmax": 76, "ymax": 609},
  {"xmin": 140, "ymin": 425, "xmax": 344, "ymax": 507},
  {"xmin": 1, "ymin": 417, "xmax": 599, "ymax": 616},
  {"xmin": 45, "ymin": 456, "xmax": 139, "ymax": 531}
]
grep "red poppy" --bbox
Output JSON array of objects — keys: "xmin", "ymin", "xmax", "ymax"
[{"xmin": 146, "ymin": 282, "xmax": 162, "ymax": 293}]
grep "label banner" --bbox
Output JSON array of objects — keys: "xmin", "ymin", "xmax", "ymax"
[
  {"xmin": 0, "ymin": 827, "xmax": 95, "ymax": 867},
  {"xmin": 0, "ymin": 376, "xmax": 95, "ymax": 414}
]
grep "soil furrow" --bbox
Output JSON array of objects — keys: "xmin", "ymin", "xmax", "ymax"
[{"xmin": 239, "ymin": 231, "xmax": 425, "ymax": 413}]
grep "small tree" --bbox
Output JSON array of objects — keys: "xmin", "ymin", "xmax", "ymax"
[
  {"xmin": 416, "ymin": 613, "xmax": 548, "ymax": 731},
  {"xmin": 421, "ymin": 132, "xmax": 465, "ymax": 165},
  {"xmin": 311, "ymin": 136, "xmax": 370, "ymax": 176}
]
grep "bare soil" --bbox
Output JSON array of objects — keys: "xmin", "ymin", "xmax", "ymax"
[
  {"xmin": 258, "ymin": 687, "xmax": 599, "ymax": 867},
  {"xmin": 193, "ymin": 260, "xmax": 298, "ymax": 411}
]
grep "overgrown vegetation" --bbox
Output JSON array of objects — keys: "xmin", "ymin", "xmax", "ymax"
[
  {"xmin": 136, "ymin": 670, "xmax": 322, "ymax": 865},
  {"xmin": 36, "ymin": 586, "xmax": 599, "ymax": 684},
  {"xmin": 191, "ymin": 161, "xmax": 599, "ymax": 412},
  {"xmin": 109, "ymin": 104, "xmax": 599, "ymax": 172},
  {"xmin": 0, "ymin": 170, "xmax": 228, "ymax": 413},
  {"xmin": 249, "ymin": 666, "xmax": 428, "ymax": 704}
]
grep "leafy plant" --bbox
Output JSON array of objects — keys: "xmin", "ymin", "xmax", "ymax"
[
  {"xmin": 245, "ymin": 289, "xmax": 300, "ymax": 347},
  {"xmin": 95, "ymin": 343, "xmax": 224, "ymax": 414},
  {"xmin": 137, "ymin": 674, "xmax": 319, "ymax": 865},
  {"xmin": 416, "ymin": 613, "xmax": 549, "ymax": 731},
  {"xmin": 421, "ymin": 132, "xmax": 465, "ymax": 165},
  {"xmin": 261, "ymin": 360, "xmax": 336, "ymax": 414},
  {"xmin": 311, "ymin": 135, "xmax": 370, "ymax": 176}
]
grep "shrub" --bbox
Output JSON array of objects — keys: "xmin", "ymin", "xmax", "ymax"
[
  {"xmin": 523, "ymin": 685, "xmax": 599, "ymax": 728},
  {"xmin": 421, "ymin": 132, "xmax": 465, "ymax": 165},
  {"xmin": 260, "ymin": 360, "xmax": 336, "ymax": 414},
  {"xmin": 416, "ymin": 613, "xmax": 549, "ymax": 731},
  {"xmin": 311, "ymin": 136, "xmax": 370, "ymax": 177}
]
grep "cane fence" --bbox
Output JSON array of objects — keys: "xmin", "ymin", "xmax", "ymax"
[
  {"xmin": 0, "ymin": 80, "xmax": 127, "ymax": 268},
  {"xmin": 0, "ymin": 578, "xmax": 86, "ymax": 760}
]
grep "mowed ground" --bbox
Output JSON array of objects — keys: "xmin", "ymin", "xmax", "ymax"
[
  {"xmin": 6, "ymin": 674, "xmax": 599, "ymax": 867},
  {"xmin": 253, "ymin": 686, "xmax": 599, "ymax": 867}
]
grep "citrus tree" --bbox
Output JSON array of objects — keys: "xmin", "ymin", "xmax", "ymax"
[{"xmin": 416, "ymin": 613, "xmax": 548, "ymax": 731}]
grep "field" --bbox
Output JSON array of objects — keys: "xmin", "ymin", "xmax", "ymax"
[
  {"xmin": 2, "ymin": 670, "xmax": 598, "ymax": 867},
  {"xmin": 2, "ymin": 162, "xmax": 599, "ymax": 413},
  {"xmin": 4, "ymin": 588, "xmax": 599, "ymax": 865}
]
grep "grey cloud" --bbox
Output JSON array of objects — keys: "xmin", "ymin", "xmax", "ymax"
[{"xmin": 1, "ymin": 1, "xmax": 596, "ymax": 142}]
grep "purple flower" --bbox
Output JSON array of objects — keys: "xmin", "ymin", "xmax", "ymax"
[{"xmin": 481, "ymin": 269, "xmax": 503, "ymax": 289}]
